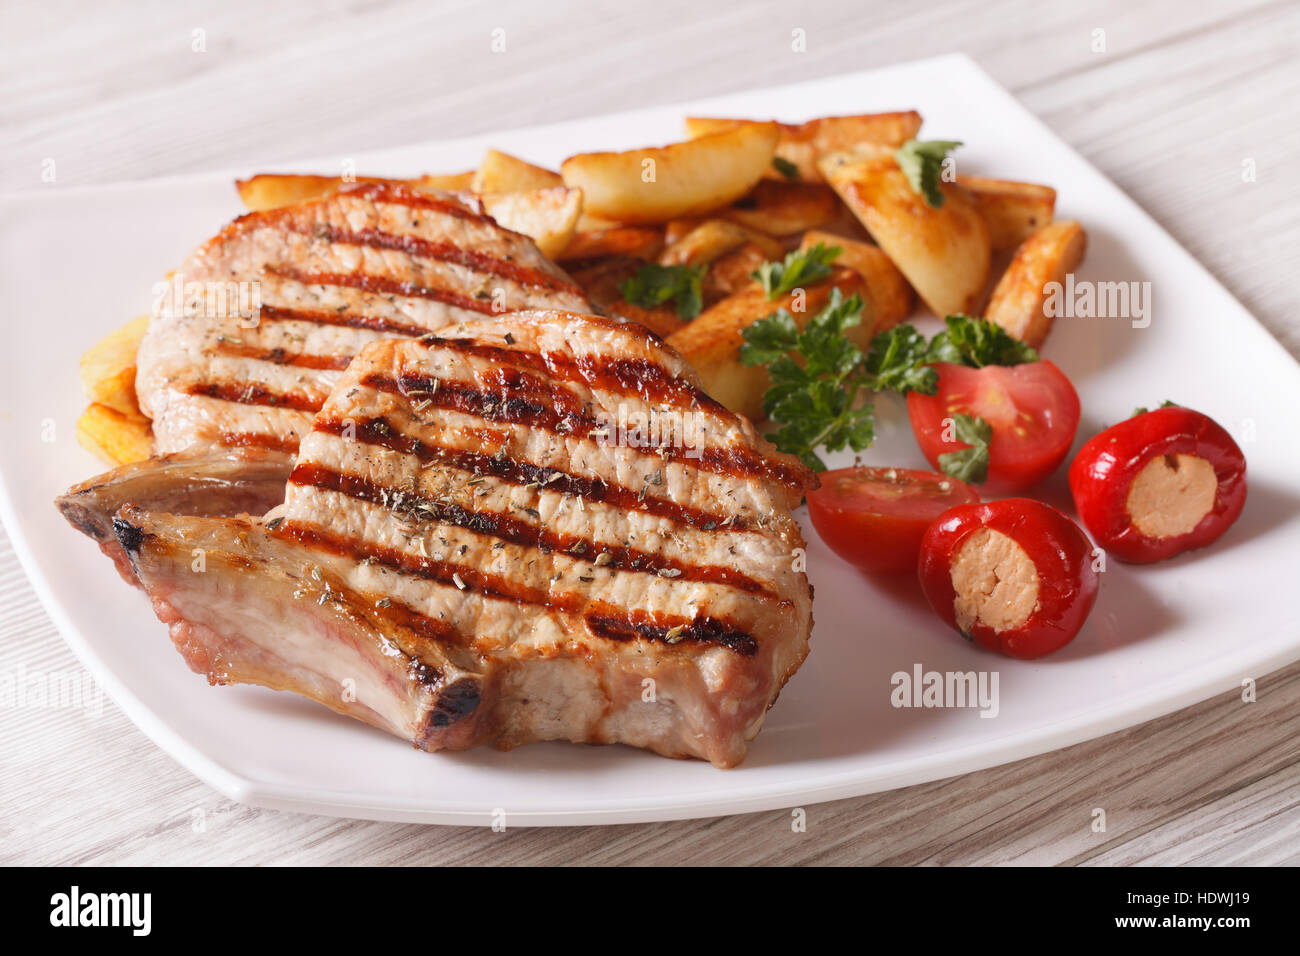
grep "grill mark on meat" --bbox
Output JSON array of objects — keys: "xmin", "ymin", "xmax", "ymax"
[
  {"xmin": 416, "ymin": 334, "xmax": 729, "ymax": 417},
  {"xmin": 210, "ymin": 339, "xmax": 353, "ymax": 371},
  {"xmin": 585, "ymin": 614, "xmax": 757, "ymax": 657},
  {"xmin": 273, "ymin": 519, "xmax": 759, "ymax": 656},
  {"xmin": 186, "ymin": 381, "xmax": 324, "ymax": 413},
  {"xmin": 289, "ymin": 462, "xmax": 775, "ymax": 596},
  {"xmin": 339, "ymin": 182, "xmax": 492, "ymax": 224},
  {"xmin": 267, "ymin": 266, "xmax": 497, "ymax": 315},
  {"xmin": 313, "ymin": 416, "xmax": 756, "ymax": 532},
  {"xmin": 366, "ymin": 372, "xmax": 809, "ymax": 486},
  {"xmin": 295, "ymin": 224, "xmax": 582, "ymax": 295},
  {"xmin": 217, "ymin": 431, "xmax": 302, "ymax": 454},
  {"xmin": 373, "ymin": 594, "xmax": 473, "ymax": 652},
  {"xmin": 255, "ymin": 304, "xmax": 428, "ymax": 337}
]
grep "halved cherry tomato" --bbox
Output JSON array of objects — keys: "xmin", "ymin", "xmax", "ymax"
[
  {"xmin": 807, "ymin": 467, "xmax": 980, "ymax": 574},
  {"xmin": 1069, "ymin": 406, "xmax": 1246, "ymax": 563},
  {"xmin": 906, "ymin": 361, "xmax": 1081, "ymax": 495},
  {"xmin": 918, "ymin": 498, "xmax": 1099, "ymax": 659}
]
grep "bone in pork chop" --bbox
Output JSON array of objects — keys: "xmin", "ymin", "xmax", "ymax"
[
  {"xmin": 113, "ymin": 310, "xmax": 815, "ymax": 767},
  {"xmin": 135, "ymin": 181, "xmax": 590, "ymax": 458}
]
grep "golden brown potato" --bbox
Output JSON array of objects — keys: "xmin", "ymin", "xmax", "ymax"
[
  {"xmin": 719, "ymin": 179, "xmax": 840, "ymax": 235},
  {"xmin": 658, "ymin": 219, "xmax": 784, "ymax": 269},
  {"xmin": 819, "ymin": 145, "xmax": 990, "ymax": 318},
  {"xmin": 235, "ymin": 172, "xmax": 474, "ymax": 211},
  {"xmin": 960, "ymin": 176, "xmax": 1057, "ymax": 254},
  {"xmin": 984, "ymin": 220, "xmax": 1087, "ymax": 348},
  {"xmin": 666, "ymin": 267, "xmax": 871, "ymax": 421},
  {"xmin": 471, "ymin": 150, "xmax": 562, "ymax": 194},
  {"xmin": 413, "ymin": 170, "xmax": 477, "ymax": 192},
  {"xmin": 557, "ymin": 226, "xmax": 665, "ymax": 262},
  {"xmin": 79, "ymin": 315, "xmax": 150, "ymax": 417},
  {"xmin": 479, "ymin": 186, "xmax": 583, "ymax": 258},
  {"xmin": 560, "ymin": 122, "xmax": 779, "ymax": 224},
  {"xmin": 685, "ymin": 111, "xmax": 923, "ymax": 182},
  {"xmin": 702, "ymin": 243, "xmax": 770, "ymax": 301},
  {"xmin": 76, "ymin": 404, "xmax": 152, "ymax": 466},
  {"xmin": 800, "ymin": 230, "xmax": 913, "ymax": 330}
]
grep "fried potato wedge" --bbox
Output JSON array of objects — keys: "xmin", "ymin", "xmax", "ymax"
[
  {"xmin": 685, "ymin": 111, "xmax": 923, "ymax": 182},
  {"xmin": 819, "ymin": 145, "xmax": 990, "ymax": 318},
  {"xmin": 471, "ymin": 150, "xmax": 562, "ymax": 194},
  {"xmin": 720, "ymin": 179, "xmax": 840, "ymax": 235},
  {"xmin": 560, "ymin": 122, "xmax": 779, "ymax": 224},
  {"xmin": 666, "ymin": 267, "xmax": 871, "ymax": 421},
  {"xmin": 985, "ymin": 220, "xmax": 1087, "ymax": 348},
  {"xmin": 659, "ymin": 219, "xmax": 784, "ymax": 268},
  {"xmin": 77, "ymin": 404, "xmax": 152, "ymax": 466},
  {"xmin": 480, "ymin": 186, "xmax": 583, "ymax": 258},
  {"xmin": 961, "ymin": 176, "xmax": 1057, "ymax": 254},
  {"xmin": 236, "ymin": 172, "xmax": 474, "ymax": 211},
  {"xmin": 557, "ymin": 226, "xmax": 665, "ymax": 262},
  {"xmin": 702, "ymin": 243, "xmax": 770, "ymax": 301},
  {"xmin": 80, "ymin": 315, "xmax": 150, "ymax": 417},
  {"xmin": 801, "ymin": 230, "xmax": 913, "ymax": 330}
]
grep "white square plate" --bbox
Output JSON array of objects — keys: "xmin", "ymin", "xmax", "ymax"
[{"xmin": 3, "ymin": 54, "xmax": 1298, "ymax": 825}]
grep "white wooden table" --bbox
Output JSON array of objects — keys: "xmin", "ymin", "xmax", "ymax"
[{"xmin": 3, "ymin": 0, "xmax": 1298, "ymax": 865}]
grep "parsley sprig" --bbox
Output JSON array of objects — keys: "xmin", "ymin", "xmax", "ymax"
[
  {"xmin": 937, "ymin": 414, "xmax": 992, "ymax": 484},
  {"xmin": 619, "ymin": 262, "xmax": 705, "ymax": 319},
  {"xmin": 895, "ymin": 139, "xmax": 962, "ymax": 208},
  {"xmin": 741, "ymin": 309, "xmax": 1040, "ymax": 476},
  {"xmin": 751, "ymin": 243, "xmax": 842, "ymax": 300},
  {"xmin": 925, "ymin": 314, "xmax": 1039, "ymax": 368},
  {"xmin": 740, "ymin": 289, "xmax": 873, "ymax": 470}
]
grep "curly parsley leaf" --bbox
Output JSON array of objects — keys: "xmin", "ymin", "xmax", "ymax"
[
  {"xmin": 739, "ymin": 288, "xmax": 872, "ymax": 471},
  {"xmin": 751, "ymin": 243, "xmax": 842, "ymax": 300},
  {"xmin": 863, "ymin": 324, "xmax": 939, "ymax": 395},
  {"xmin": 926, "ymin": 314, "xmax": 1039, "ymax": 368},
  {"xmin": 619, "ymin": 262, "xmax": 705, "ymax": 319},
  {"xmin": 895, "ymin": 139, "xmax": 962, "ymax": 208},
  {"xmin": 772, "ymin": 156, "xmax": 800, "ymax": 180},
  {"xmin": 937, "ymin": 413, "xmax": 992, "ymax": 484}
]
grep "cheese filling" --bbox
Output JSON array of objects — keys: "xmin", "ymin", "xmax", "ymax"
[
  {"xmin": 1125, "ymin": 453, "xmax": 1217, "ymax": 539},
  {"xmin": 950, "ymin": 528, "xmax": 1039, "ymax": 633}
]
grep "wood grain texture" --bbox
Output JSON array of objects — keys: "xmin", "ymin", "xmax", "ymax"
[{"xmin": 2, "ymin": 0, "xmax": 1298, "ymax": 865}]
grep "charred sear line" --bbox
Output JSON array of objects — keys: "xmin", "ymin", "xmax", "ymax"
[
  {"xmin": 368, "ymin": 372, "xmax": 588, "ymax": 434},
  {"xmin": 255, "ymin": 304, "xmax": 427, "ymax": 337},
  {"xmin": 266, "ymin": 267, "xmax": 496, "ymax": 315},
  {"xmin": 298, "ymin": 224, "xmax": 580, "ymax": 294},
  {"xmin": 424, "ymin": 677, "xmax": 481, "ymax": 729},
  {"xmin": 271, "ymin": 520, "xmax": 759, "ymax": 656},
  {"xmin": 210, "ymin": 339, "xmax": 352, "ymax": 371},
  {"xmin": 289, "ymin": 462, "xmax": 773, "ymax": 596},
  {"xmin": 416, "ymin": 335, "xmax": 727, "ymax": 416},
  {"xmin": 217, "ymin": 431, "xmax": 301, "ymax": 454},
  {"xmin": 585, "ymin": 613, "xmax": 758, "ymax": 657},
  {"xmin": 341, "ymin": 182, "xmax": 491, "ymax": 224},
  {"xmin": 186, "ymin": 381, "xmax": 323, "ymax": 413},
  {"xmin": 112, "ymin": 516, "xmax": 147, "ymax": 554},
  {"xmin": 312, "ymin": 416, "xmax": 754, "ymax": 532},
  {"xmin": 365, "ymin": 372, "xmax": 809, "ymax": 486}
]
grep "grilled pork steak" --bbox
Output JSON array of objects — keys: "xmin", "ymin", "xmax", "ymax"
[
  {"xmin": 136, "ymin": 181, "xmax": 590, "ymax": 457},
  {"xmin": 115, "ymin": 310, "xmax": 815, "ymax": 766}
]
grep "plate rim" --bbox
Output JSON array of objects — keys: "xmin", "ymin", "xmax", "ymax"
[{"xmin": 5, "ymin": 52, "xmax": 1300, "ymax": 826}]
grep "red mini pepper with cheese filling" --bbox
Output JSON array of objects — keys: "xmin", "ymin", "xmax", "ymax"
[
  {"xmin": 1068, "ymin": 406, "xmax": 1246, "ymax": 563},
  {"xmin": 918, "ymin": 499, "xmax": 1099, "ymax": 659}
]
